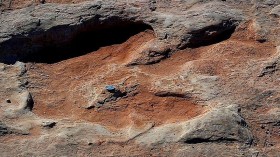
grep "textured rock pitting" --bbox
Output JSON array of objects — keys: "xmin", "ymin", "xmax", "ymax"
[{"xmin": 0, "ymin": 0, "xmax": 279, "ymax": 156}]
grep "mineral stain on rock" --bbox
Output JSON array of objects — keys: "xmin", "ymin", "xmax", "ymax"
[{"xmin": 0, "ymin": 0, "xmax": 279, "ymax": 156}]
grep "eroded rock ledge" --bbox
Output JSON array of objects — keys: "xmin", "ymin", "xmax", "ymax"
[
  {"xmin": 0, "ymin": 0, "xmax": 280, "ymax": 156},
  {"xmin": 0, "ymin": 1, "xmax": 243, "ymax": 63}
]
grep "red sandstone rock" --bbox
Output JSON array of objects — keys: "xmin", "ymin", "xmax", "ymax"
[{"xmin": 0, "ymin": 0, "xmax": 279, "ymax": 156}]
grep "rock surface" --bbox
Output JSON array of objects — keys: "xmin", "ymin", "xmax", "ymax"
[{"xmin": 0, "ymin": 0, "xmax": 279, "ymax": 156}]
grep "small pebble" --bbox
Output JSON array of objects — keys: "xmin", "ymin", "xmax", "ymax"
[{"xmin": 105, "ymin": 85, "xmax": 116, "ymax": 92}]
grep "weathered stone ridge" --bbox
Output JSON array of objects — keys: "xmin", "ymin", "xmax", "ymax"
[{"xmin": 0, "ymin": 0, "xmax": 279, "ymax": 156}]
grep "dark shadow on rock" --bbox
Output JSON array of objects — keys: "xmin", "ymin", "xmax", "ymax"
[
  {"xmin": 179, "ymin": 20, "xmax": 237, "ymax": 49},
  {"xmin": 184, "ymin": 137, "xmax": 238, "ymax": 144},
  {"xmin": 0, "ymin": 20, "xmax": 154, "ymax": 64}
]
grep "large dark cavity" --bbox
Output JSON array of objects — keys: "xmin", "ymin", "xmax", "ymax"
[
  {"xmin": 0, "ymin": 22, "xmax": 153, "ymax": 64},
  {"xmin": 179, "ymin": 20, "xmax": 237, "ymax": 49}
]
